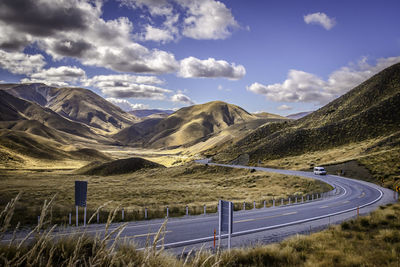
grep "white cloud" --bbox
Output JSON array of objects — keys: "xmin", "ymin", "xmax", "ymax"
[
  {"xmin": 277, "ymin": 105, "xmax": 292, "ymax": 111},
  {"xmin": 142, "ymin": 25, "xmax": 175, "ymax": 43},
  {"xmin": 83, "ymin": 74, "xmax": 164, "ymax": 87},
  {"xmin": 98, "ymin": 83, "xmax": 171, "ymax": 100},
  {"xmin": 179, "ymin": 0, "xmax": 239, "ymax": 40},
  {"xmin": 0, "ymin": 50, "xmax": 45, "ymax": 75},
  {"xmin": 120, "ymin": 0, "xmax": 238, "ymax": 41},
  {"xmin": 84, "ymin": 73, "xmax": 172, "ymax": 100},
  {"xmin": 179, "ymin": 57, "xmax": 246, "ymax": 79},
  {"xmin": 106, "ymin": 97, "xmax": 149, "ymax": 111},
  {"xmin": 171, "ymin": 93, "xmax": 194, "ymax": 104},
  {"xmin": 304, "ymin": 12, "xmax": 336, "ymax": 30},
  {"xmin": 248, "ymin": 56, "xmax": 400, "ymax": 105}
]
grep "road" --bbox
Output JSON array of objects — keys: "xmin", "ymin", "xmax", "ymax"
[{"xmin": 3, "ymin": 162, "xmax": 398, "ymax": 252}]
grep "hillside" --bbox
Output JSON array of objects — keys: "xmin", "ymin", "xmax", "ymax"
[
  {"xmin": 0, "ymin": 90, "xmax": 100, "ymax": 140},
  {"xmin": 77, "ymin": 157, "xmax": 164, "ymax": 176},
  {"xmin": 115, "ymin": 101, "xmax": 287, "ymax": 149},
  {"xmin": 210, "ymin": 63, "xmax": 400, "ymax": 187},
  {"xmin": 2, "ymin": 84, "xmax": 138, "ymax": 133}
]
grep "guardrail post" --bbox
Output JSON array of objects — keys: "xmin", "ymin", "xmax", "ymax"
[
  {"xmin": 264, "ymin": 200, "xmax": 266, "ymax": 208},
  {"xmin": 243, "ymin": 202, "xmax": 246, "ymax": 211},
  {"xmin": 204, "ymin": 204, "xmax": 206, "ymax": 215},
  {"xmin": 295, "ymin": 197, "xmax": 297, "ymax": 204},
  {"xmin": 69, "ymin": 213, "xmax": 71, "ymax": 225},
  {"xmin": 253, "ymin": 201, "xmax": 256, "ymax": 209},
  {"xmin": 38, "ymin": 216, "xmax": 40, "ymax": 225},
  {"xmin": 272, "ymin": 198, "xmax": 275, "ymax": 207},
  {"xmin": 166, "ymin": 206, "xmax": 169, "ymax": 218},
  {"xmin": 312, "ymin": 194, "xmax": 314, "ymax": 201},
  {"xmin": 145, "ymin": 208, "xmax": 148, "ymax": 219},
  {"xmin": 307, "ymin": 195, "xmax": 309, "ymax": 201},
  {"xmin": 281, "ymin": 198, "xmax": 283, "ymax": 206},
  {"xmin": 97, "ymin": 212, "xmax": 99, "ymax": 223},
  {"xmin": 288, "ymin": 197, "xmax": 291, "ymax": 205},
  {"xmin": 122, "ymin": 208, "xmax": 124, "ymax": 221},
  {"xmin": 302, "ymin": 196, "xmax": 304, "ymax": 203},
  {"xmin": 186, "ymin": 205, "xmax": 189, "ymax": 216}
]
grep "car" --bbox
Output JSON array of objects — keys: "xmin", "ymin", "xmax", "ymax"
[{"xmin": 314, "ymin": 166, "xmax": 327, "ymax": 175}]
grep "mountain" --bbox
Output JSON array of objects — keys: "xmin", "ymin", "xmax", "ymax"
[
  {"xmin": 254, "ymin": 112, "xmax": 288, "ymax": 120},
  {"xmin": 1, "ymin": 83, "xmax": 138, "ymax": 133},
  {"xmin": 0, "ymin": 90, "xmax": 100, "ymax": 140},
  {"xmin": 286, "ymin": 111, "xmax": 312, "ymax": 120},
  {"xmin": 210, "ymin": 63, "xmax": 400, "ymax": 165},
  {"xmin": 129, "ymin": 109, "xmax": 174, "ymax": 118},
  {"xmin": 114, "ymin": 101, "xmax": 288, "ymax": 149}
]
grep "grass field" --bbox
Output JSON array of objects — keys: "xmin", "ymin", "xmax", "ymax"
[{"xmin": 0, "ymin": 163, "xmax": 331, "ymax": 226}]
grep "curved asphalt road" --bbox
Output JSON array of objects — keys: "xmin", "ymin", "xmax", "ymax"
[{"xmin": 4, "ymin": 162, "xmax": 398, "ymax": 252}]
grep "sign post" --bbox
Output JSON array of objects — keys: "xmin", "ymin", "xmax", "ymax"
[
  {"xmin": 218, "ymin": 200, "xmax": 233, "ymax": 250},
  {"xmin": 75, "ymin": 181, "xmax": 88, "ymax": 227}
]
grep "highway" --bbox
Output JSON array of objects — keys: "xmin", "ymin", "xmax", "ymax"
[{"xmin": 3, "ymin": 162, "xmax": 398, "ymax": 252}]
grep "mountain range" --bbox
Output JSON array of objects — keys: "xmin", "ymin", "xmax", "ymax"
[{"xmin": 1, "ymin": 63, "xmax": 399, "ymax": 188}]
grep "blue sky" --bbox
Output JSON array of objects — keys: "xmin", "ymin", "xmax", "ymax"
[{"xmin": 0, "ymin": 0, "xmax": 399, "ymax": 115}]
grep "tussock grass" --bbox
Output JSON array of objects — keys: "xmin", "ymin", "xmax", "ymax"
[{"xmin": 1, "ymin": 195, "xmax": 400, "ymax": 266}]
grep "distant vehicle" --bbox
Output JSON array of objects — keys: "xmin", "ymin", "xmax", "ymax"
[{"xmin": 314, "ymin": 166, "xmax": 327, "ymax": 175}]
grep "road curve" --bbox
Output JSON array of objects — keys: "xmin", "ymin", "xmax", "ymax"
[{"xmin": 4, "ymin": 162, "xmax": 398, "ymax": 252}]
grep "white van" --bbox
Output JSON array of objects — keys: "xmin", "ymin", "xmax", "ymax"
[{"xmin": 314, "ymin": 166, "xmax": 327, "ymax": 175}]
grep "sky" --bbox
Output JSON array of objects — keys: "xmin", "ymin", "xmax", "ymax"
[{"xmin": 0, "ymin": 0, "xmax": 400, "ymax": 115}]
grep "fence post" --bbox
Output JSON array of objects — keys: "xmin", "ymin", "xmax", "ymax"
[
  {"xmin": 69, "ymin": 213, "xmax": 71, "ymax": 225},
  {"xmin": 145, "ymin": 208, "xmax": 148, "ymax": 219},
  {"xmin": 307, "ymin": 195, "xmax": 309, "ymax": 201},
  {"xmin": 288, "ymin": 197, "xmax": 291, "ymax": 205},
  {"xmin": 186, "ymin": 205, "xmax": 189, "ymax": 216},
  {"xmin": 38, "ymin": 216, "xmax": 40, "ymax": 225},
  {"xmin": 302, "ymin": 196, "xmax": 304, "ymax": 203},
  {"xmin": 273, "ymin": 198, "xmax": 275, "ymax": 207},
  {"xmin": 312, "ymin": 194, "xmax": 314, "ymax": 201},
  {"xmin": 97, "ymin": 212, "xmax": 99, "ymax": 223},
  {"xmin": 281, "ymin": 198, "xmax": 283, "ymax": 206},
  {"xmin": 264, "ymin": 200, "xmax": 266, "ymax": 208},
  {"xmin": 253, "ymin": 201, "xmax": 256, "ymax": 209},
  {"xmin": 122, "ymin": 208, "xmax": 124, "ymax": 221},
  {"xmin": 295, "ymin": 197, "xmax": 297, "ymax": 204},
  {"xmin": 166, "ymin": 206, "xmax": 169, "ymax": 218},
  {"xmin": 204, "ymin": 204, "xmax": 206, "ymax": 215},
  {"xmin": 243, "ymin": 202, "xmax": 246, "ymax": 211}
]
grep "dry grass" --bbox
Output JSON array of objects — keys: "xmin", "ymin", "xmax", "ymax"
[
  {"xmin": 1, "ymin": 192, "xmax": 400, "ymax": 266},
  {"xmin": 0, "ymin": 163, "xmax": 331, "ymax": 226}
]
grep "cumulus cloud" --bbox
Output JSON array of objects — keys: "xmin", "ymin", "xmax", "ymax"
[
  {"xmin": 171, "ymin": 93, "xmax": 194, "ymax": 104},
  {"xmin": 179, "ymin": 0, "xmax": 239, "ymax": 40},
  {"xmin": 304, "ymin": 12, "xmax": 336, "ymax": 30},
  {"xmin": 21, "ymin": 66, "xmax": 86, "ymax": 87},
  {"xmin": 120, "ymin": 0, "xmax": 238, "ymax": 41},
  {"xmin": 106, "ymin": 97, "xmax": 149, "ymax": 111},
  {"xmin": 277, "ymin": 105, "xmax": 292, "ymax": 111},
  {"xmin": 179, "ymin": 57, "xmax": 246, "ymax": 79},
  {"xmin": 248, "ymin": 56, "xmax": 400, "ymax": 105},
  {"xmin": 83, "ymin": 74, "xmax": 164, "ymax": 87},
  {"xmin": 0, "ymin": 50, "xmax": 46, "ymax": 75},
  {"xmin": 0, "ymin": 0, "xmax": 180, "ymax": 74}
]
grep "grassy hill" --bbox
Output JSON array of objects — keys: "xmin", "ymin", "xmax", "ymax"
[
  {"xmin": 115, "ymin": 101, "xmax": 288, "ymax": 149},
  {"xmin": 209, "ymin": 63, "xmax": 400, "ymax": 188},
  {"xmin": 2, "ymin": 83, "xmax": 138, "ymax": 133},
  {"xmin": 0, "ymin": 90, "xmax": 100, "ymax": 140}
]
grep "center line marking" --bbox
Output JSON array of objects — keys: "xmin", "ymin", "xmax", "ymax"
[{"xmin": 234, "ymin": 211, "xmax": 298, "ymax": 224}]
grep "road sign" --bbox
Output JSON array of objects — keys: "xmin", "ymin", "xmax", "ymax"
[
  {"xmin": 218, "ymin": 200, "xmax": 233, "ymax": 249},
  {"xmin": 75, "ymin": 181, "xmax": 87, "ymax": 207},
  {"xmin": 75, "ymin": 181, "xmax": 88, "ymax": 227}
]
